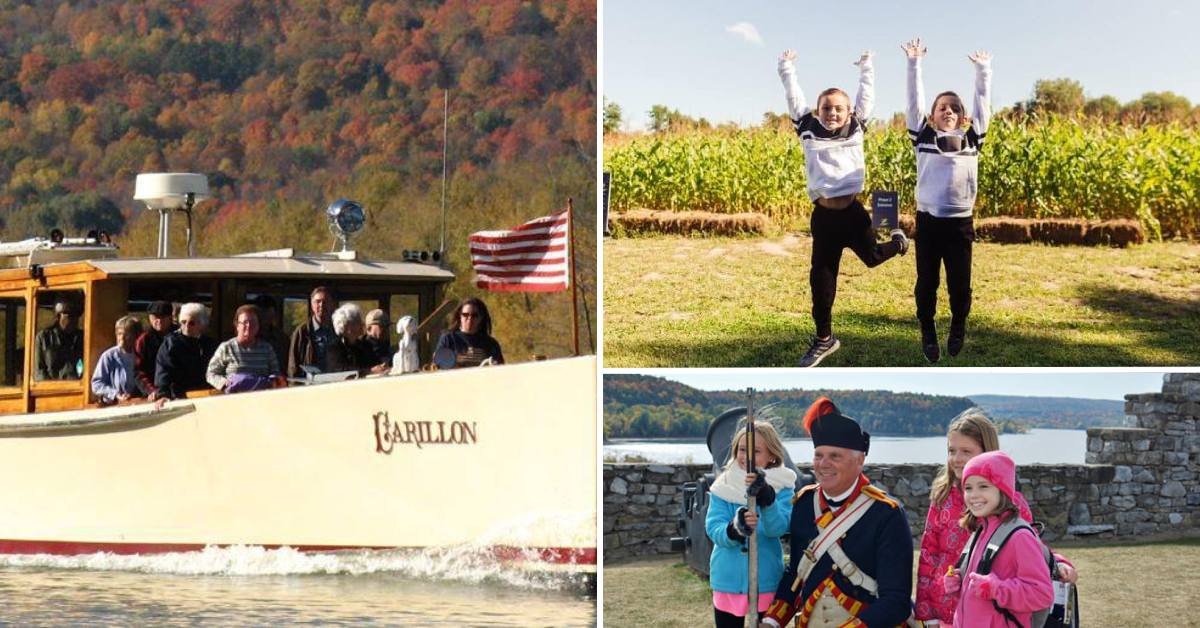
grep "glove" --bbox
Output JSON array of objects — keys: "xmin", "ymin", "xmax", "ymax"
[
  {"xmin": 942, "ymin": 572, "xmax": 961, "ymax": 595},
  {"xmin": 967, "ymin": 572, "xmax": 994, "ymax": 600},
  {"xmin": 726, "ymin": 507, "xmax": 753, "ymax": 541},
  {"xmin": 746, "ymin": 473, "xmax": 776, "ymax": 508}
]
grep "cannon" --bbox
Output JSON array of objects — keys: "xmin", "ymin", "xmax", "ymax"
[{"xmin": 669, "ymin": 407, "xmax": 811, "ymax": 576}]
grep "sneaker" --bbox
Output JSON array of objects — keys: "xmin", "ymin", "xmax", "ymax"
[
  {"xmin": 948, "ymin": 321, "xmax": 966, "ymax": 357},
  {"xmin": 799, "ymin": 335, "xmax": 840, "ymax": 367},
  {"xmin": 890, "ymin": 229, "xmax": 909, "ymax": 256},
  {"xmin": 920, "ymin": 322, "xmax": 940, "ymax": 364}
]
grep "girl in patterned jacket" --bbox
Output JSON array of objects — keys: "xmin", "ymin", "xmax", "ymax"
[
  {"xmin": 915, "ymin": 409, "xmax": 1077, "ymax": 626},
  {"xmin": 704, "ymin": 420, "xmax": 796, "ymax": 627}
]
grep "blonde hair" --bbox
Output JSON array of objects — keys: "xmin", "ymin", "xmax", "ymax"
[
  {"xmin": 929, "ymin": 91, "xmax": 971, "ymax": 129},
  {"xmin": 930, "ymin": 408, "xmax": 1000, "ymax": 505},
  {"xmin": 724, "ymin": 418, "xmax": 787, "ymax": 472},
  {"xmin": 959, "ymin": 489, "xmax": 1020, "ymax": 531}
]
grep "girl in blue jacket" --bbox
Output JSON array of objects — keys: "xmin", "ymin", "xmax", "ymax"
[{"xmin": 705, "ymin": 420, "xmax": 796, "ymax": 627}]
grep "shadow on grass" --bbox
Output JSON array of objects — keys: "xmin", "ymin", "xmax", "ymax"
[{"xmin": 606, "ymin": 309, "xmax": 1199, "ymax": 367}]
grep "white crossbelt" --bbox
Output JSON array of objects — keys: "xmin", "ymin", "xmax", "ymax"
[{"xmin": 791, "ymin": 490, "xmax": 879, "ymax": 596}]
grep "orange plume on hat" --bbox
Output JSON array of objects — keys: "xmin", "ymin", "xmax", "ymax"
[{"xmin": 803, "ymin": 397, "xmax": 838, "ymax": 434}]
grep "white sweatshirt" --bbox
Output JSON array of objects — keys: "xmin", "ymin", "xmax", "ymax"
[
  {"xmin": 906, "ymin": 56, "xmax": 992, "ymax": 217},
  {"xmin": 778, "ymin": 55, "xmax": 875, "ymax": 201}
]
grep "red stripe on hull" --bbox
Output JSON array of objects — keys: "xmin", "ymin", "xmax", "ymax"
[{"xmin": 0, "ymin": 539, "xmax": 596, "ymax": 565}]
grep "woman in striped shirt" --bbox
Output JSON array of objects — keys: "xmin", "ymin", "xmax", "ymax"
[{"xmin": 206, "ymin": 304, "xmax": 282, "ymax": 393}]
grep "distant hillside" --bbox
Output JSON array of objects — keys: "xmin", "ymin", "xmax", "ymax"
[
  {"xmin": 604, "ymin": 375, "xmax": 981, "ymax": 439},
  {"xmin": 969, "ymin": 395, "xmax": 1125, "ymax": 429},
  {"xmin": 0, "ymin": 0, "xmax": 596, "ymax": 359}
]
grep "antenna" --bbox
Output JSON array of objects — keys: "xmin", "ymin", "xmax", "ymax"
[{"xmin": 439, "ymin": 89, "xmax": 449, "ymax": 260}]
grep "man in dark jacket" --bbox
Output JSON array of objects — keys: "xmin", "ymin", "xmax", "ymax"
[
  {"xmin": 287, "ymin": 286, "xmax": 337, "ymax": 377},
  {"xmin": 154, "ymin": 302, "xmax": 218, "ymax": 400},
  {"xmin": 135, "ymin": 300, "xmax": 175, "ymax": 395},
  {"xmin": 35, "ymin": 300, "xmax": 83, "ymax": 380}
]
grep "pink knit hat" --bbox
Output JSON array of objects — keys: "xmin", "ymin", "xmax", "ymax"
[{"xmin": 961, "ymin": 450, "xmax": 1018, "ymax": 504}]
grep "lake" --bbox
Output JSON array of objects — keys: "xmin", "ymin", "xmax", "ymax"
[
  {"xmin": 0, "ymin": 546, "xmax": 595, "ymax": 625},
  {"xmin": 605, "ymin": 428, "xmax": 1087, "ymax": 466}
]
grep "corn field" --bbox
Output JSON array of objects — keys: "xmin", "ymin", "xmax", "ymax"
[{"xmin": 604, "ymin": 116, "xmax": 1200, "ymax": 239}]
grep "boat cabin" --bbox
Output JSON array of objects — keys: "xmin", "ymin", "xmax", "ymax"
[{"xmin": 0, "ymin": 241, "xmax": 454, "ymax": 415}]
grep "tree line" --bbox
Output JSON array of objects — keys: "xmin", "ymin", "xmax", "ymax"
[{"xmin": 604, "ymin": 375, "xmax": 986, "ymax": 439}]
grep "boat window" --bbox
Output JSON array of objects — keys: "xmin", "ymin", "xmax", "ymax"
[
  {"xmin": 0, "ymin": 297, "xmax": 26, "ymax": 388},
  {"xmin": 33, "ymin": 289, "xmax": 86, "ymax": 381}
]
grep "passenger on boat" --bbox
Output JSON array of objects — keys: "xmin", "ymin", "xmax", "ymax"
[
  {"xmin": 435, "ymin": 298, "xmax": 505, "ymax": 367},
  {"xmin": 154, "ymin": 302, "xmax": 219, "ymax": 400},
  {"xmin": 134, "ymin": 300, "xmax": 175, "ymax": 396},
  {"xmin": 35, "ymin": 300, "xmax": 84, "ymax": 380},
  {"xmin": 326, "ymin": 303, "xmax": 390, "ymax": 376},
  {"xmin": 91, "ymin": 315, "xmax": 150, "ymax": 405},
  {"xmin": 206, "ymin": 304, "xmax": 282, "ymax": 393},
  {"xmin": 363, "ymin": 308, "xmax": 393, "ymax": 365},
  {"xmin": 252, "ymin": 294, "xmax": 289, "ymax": 368},
  {"xmin": 287, "ymin": 286, "xmax": 338, "ymax": 378}
]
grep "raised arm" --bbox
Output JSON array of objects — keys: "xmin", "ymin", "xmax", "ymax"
[
  {"xmin": 902, "ymin": 37, "xmax": 927, "ymax": 133},
  {"xmin": 777, "ymin": 49, "xmax": 810, "ymax": 120},
  {"xmin": 853, "ymin": 50, "xmax": 875, "ymax": 121},
  {"xmin": 968, "ymin": 50, "xmax": 993, "ymax": 137}
]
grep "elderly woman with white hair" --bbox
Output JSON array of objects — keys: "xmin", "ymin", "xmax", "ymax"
[
  {"xmin": 91, "ymin": 315, "xmax": 150, "ymax": 405},
  {"xmin": 325, "ymin": 303, "xmax": 389, "ymax": 376},
  {"xmin": 154, "ymin": 302, "xmax": 219, "ymax": 399}
]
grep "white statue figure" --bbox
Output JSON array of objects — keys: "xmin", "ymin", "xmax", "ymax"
[{"xmin": 392, "ymin": 315, "xmax": 419, "ymax": 374}]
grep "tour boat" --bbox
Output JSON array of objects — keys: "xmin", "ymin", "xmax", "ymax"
[{"xmin": 0, "ymin": 194, "xmax": 596, "ymax": 576}]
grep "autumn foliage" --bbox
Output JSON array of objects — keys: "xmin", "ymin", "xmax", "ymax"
[{"xmin": 0, "ymin": 0, "xmax": 597, "ymax": 359}]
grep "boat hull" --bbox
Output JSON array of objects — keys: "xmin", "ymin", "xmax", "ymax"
[{"xmin": 0, "ymin": 357, "xmax": 596, "ymax": 571}]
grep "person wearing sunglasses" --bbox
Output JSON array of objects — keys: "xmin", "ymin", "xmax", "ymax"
[{"xmin": 434, "ymin": 298, "xmax": 504, "ymax": 368}]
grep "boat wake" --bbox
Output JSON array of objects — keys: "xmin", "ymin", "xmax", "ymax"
[
  {"xmin": 0, "ymin": 543, "xmax": 591, "ymax": 591},
  {"xmin": 0, "ymin": 513, "xmax": 595, "ymax": 592}
]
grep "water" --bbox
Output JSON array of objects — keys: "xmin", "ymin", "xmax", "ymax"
[
  {"xmin": 0, "ymin": 546, "xmax": 595, "ymax": 625},
  {"xmin": 605, "ymin": 428, "xmax": 1087, "ymax": 466}
]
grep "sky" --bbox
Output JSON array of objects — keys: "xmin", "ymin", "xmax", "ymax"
[
  {"xmin": 608, "ymin": 370, "xmax": 1174, "ymax": 401},
  {"xmin": 602, "ymin": 0, "xmax": 1200, "ymax": 130}
]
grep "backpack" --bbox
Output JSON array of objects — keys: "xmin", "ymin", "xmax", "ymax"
[{"xmin": 955, "ymin": 518, "xmax": 1080, "ymax": 628}]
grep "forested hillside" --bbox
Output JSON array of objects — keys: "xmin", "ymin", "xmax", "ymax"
[
  {"xmin": 0, "ymin": 0, "xmax": 596, "ymax": 359},
  {"xmin": 970, "ymin": 395, "xmax": 1125, "ymax": 429},
  {"xmin": 604, "ymin": 375, "xmax": 981, "ymax": 438}
]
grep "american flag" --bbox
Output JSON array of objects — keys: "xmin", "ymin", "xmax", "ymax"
[{"xmin": 468, "ymin": 210, "xmax": 569, "ymax": 292}]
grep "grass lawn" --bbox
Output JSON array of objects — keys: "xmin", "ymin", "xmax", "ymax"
[
  {"xmin": 603, "ymin": 539, "xmax": 1200, "ymax": 627},
  {"xmin": 602, "ymin": 235, "xmax": 1200, "ymax": 366}
]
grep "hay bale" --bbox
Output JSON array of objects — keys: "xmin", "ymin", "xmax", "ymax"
[
  {"xmin": 975, "ymin": 218, "xmax": 1033, "ymax": 244},
  {"xmin": 1083, "ymin": 219, "xmax": 1145, "ymax": 248},
  {"xmin": 1031, "ymin": 219, "xmax": 1087, "ymax": 245},
  {"xmin": 611, "ymin": 209, "xmax": 770, "ymax": 236}
]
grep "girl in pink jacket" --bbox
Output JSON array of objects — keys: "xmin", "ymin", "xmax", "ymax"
[{"xmin": 945, "ymin": 451, "xmax": 1053, "ymax": 628}]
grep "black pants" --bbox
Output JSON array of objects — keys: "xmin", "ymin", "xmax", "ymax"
[
  {"xmin": 914, "ymin": 211, "xmax": 974, "ymax": 325},
  {"xmin": 714, "ymin": 606, "xmax": 763, "ymax": 628},
  {"xmin": 810, "ymin": 200, "xmax": 903, "ymax": 338}
]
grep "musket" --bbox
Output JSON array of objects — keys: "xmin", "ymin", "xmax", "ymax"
[{"xmin": 744, "ymin": 387, "xmax": 757, "ymax": 628}]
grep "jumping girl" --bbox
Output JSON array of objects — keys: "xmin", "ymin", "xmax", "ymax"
[
  {"xmin": 704, "ymin": 421, "xmax": 796, "ymax": 627},
  {"xmin": 778, "ymin": 48, "xmax": 908, "ymax": 367},
  {"xmin": 916, "ymin": 409, "xmax": 1077, "ymax": 625},
  {"xmin": 902, "ymin": 37, "xmax": 989, "ymax": 362},
  {"xmin": 945, "ymin": 451, "xmax": 1054, "ymax": 627}
]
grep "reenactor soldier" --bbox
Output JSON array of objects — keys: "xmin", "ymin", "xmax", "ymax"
[{"xmin": 763, "ymin": 397, "xmax": 914, "ymax": 628}]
